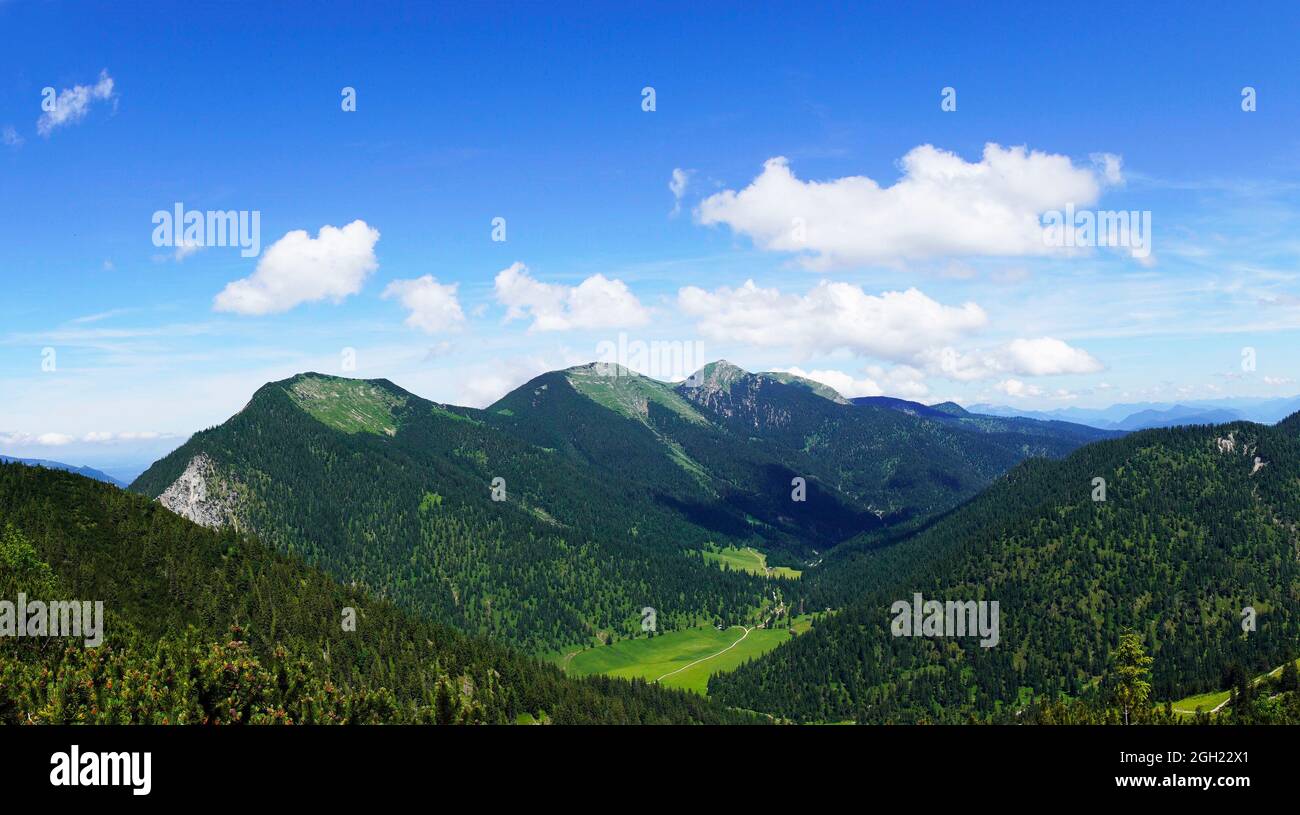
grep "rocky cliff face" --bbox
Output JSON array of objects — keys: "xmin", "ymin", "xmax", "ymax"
[
  {"xmin": 158, "ymin": 453, "xmax": 242, "ymax": 529},
  {"xmin": 677, "ymin": 361, "xmax": 794, "ymax": 430}
]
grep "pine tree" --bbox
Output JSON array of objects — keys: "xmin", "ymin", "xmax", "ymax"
[{"xmin": 1111, "ymin": 632, "xmax": 1153, "ymax": 726}]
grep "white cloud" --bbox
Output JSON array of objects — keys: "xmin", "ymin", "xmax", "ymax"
[
  {"xmin": 214, "ymin": 220, "xmax": 379, "ymax": 315},
  {"xmin": 677, "ymin": 279, "xmax": 986, "ymax": 360},
  {"xmin": 994, "ymin": 379, "xmax": 1079, "ymax": 401},
  {"xmin": 995, "ymin": 379, "xmax": 1041, "ymax": 398},
  {"xmin": 1091, "ymin": 152, "xmax": 1124, "ymax": 186},
  {"xmin": 1263, "ymin": 376, "xmax": 1295, "ymax": 386},
  {"xmin": 37, "ymin": 70, "xmax": 116, "ymax": 136},
  {"xmin": 0, "ymin": 430, "xmax": 168, "ymax": 447},
  {"xmin": 676, "ymin": 280, "xmax": 1100, "ymax": 384},
  {"xmin": 494, "ymin": 262, "xmax": 650, "ymax": 331},
  {"xmin": 696, "ymin": 143, "xmax": 1116, "ymax": 267},
  {"xmin": 669, "ymin": 168, "xmax": 692, "ymax": 215},
  {"xmin": 174, "ymin": 239, "xmax": 204, "ymax": 262},
  {"xmin": 457, "ymin": 353, "xmax": 579, "ymax": 407},
  {"xmin": 382, "ymin": 275, "xmax": 465, "ymax": 334},
  {"xmin": 79, "ymin": 431, "xmax": 166, "ymax": 442},
  {"xmin": 921, "ymin": 337, "xmax": 1103, "ymax": 381},
  {"xmin": 461, "ymin": 372, "xmax": 527, "ymax": 408},
  {"xmin": 2, "ymin": 432, "xmax": 76, "ymax": 446},
  {"xmin": 1003, "ymin": 337, "xmax": 1103, "ymax": 376},
  {"xmin": 776, "ymin": 364, "xmax": 929, "ymax": 399},
  {"xmin": 2, "ymin": 125, "xmax": 22, "ymax": 148}
]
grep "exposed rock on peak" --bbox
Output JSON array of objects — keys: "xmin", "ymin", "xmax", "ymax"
[{"xmin": 158, "ymin": 453, "xmax": 241, "ymax": 529}]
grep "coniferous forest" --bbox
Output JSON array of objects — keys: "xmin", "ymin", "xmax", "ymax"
[
  {"xmin": 0, "ymin": 461, "xmax": 753, "ymax": 724},
  {"xmin": 709, "ymin": 416, "xmax": 1300, "ymax": 722}
]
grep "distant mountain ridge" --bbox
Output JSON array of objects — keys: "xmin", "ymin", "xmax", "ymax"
[
  {"xmin": 969, "ymin": 395, "xmax": 1300, "ymax": 430},
  {"xmin": 0, "ymin": 454, "xmax": 125, "ymax": 487}
]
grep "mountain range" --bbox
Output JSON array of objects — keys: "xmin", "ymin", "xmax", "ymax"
[
  {"xmin": 969, "ymin": 395, "xmax": 1300, "ymax": 430},
  {"xmin": 126, "ymin": 361, "xmax": 1109, "ymax": 655}
]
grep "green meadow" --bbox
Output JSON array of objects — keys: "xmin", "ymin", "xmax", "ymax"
[
  {"xmin": 700, "ymin": 545, "xmax": 801, "ymax": 579},
  {"xmin": 558, "ymin": 620, "xmax": 811, "ymax": 695},
  {"xmin": 1170, "ymin": 656, "xmax": 1300, "ymax": 716}
]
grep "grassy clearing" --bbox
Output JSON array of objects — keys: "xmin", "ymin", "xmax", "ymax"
[
  {"xmin": 701, "ymin": 545, "xmax": 801, "ymax": 579},
  {"xmin": 1169, "ymin": 656, "xmax": 1300, "ymax": 716},
  {"xmin": 565, "ymin": 365, "xmax": 707, "ymax": 424},
  {"xmin": 559, "ymin": 619, "xmax": 812, "ymax": 695},
  {"xmin": 286, "ymin": 376, "xmax": 406, "ymax": 435}
]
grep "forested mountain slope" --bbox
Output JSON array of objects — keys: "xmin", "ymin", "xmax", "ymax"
[
  {"xmin": 674, "ymin": 361, "xmax": 1114, "ymax": 526},
  {"xmin": 130, "ymin": 374, "xmax": 773, "ymax": 654},
  {"xmin": 0, "ymin": 462, "xmax": 753, "ymax": 724},
  {"xmin": 485, "ymin": 363, "xmax": 881, "ymax": 557},
  {"xmin": 711, "ymin": 416, "xmax": 1300, "ymax": 722},
  {"xmin": 128, "ymin": 365, "xmax": 1112, "ymax": 656},
  {"xmin": 488, "ymin": 361, "xmax": 1112, "ymax": 562}
]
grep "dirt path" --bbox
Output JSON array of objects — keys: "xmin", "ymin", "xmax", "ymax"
[{"xmin": 654, "ymin": 625, "xmax": 753, "ymax": 683}]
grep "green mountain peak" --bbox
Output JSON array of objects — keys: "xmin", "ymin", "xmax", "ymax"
[
  {"xmin": 681, "ymin": 359, "xmax": 750, "ymax": 391},
  {"xmin": 563, "ymin": 362, "xmax": 707, "ymax": 424},
  {"xmin": 279, "ymin": 372, "xmax": 410, "ymax": 435}
]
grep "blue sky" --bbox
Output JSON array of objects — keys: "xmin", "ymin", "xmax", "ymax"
[{"xmin": 4, "ymin": 1, "xmax": 1300, "ymax": 476}]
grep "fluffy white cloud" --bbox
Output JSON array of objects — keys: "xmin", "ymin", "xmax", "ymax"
[
  {"xmin": 922, "ymin": 337, "xmax": 1103, "ymax": 381},
  {"xmin": 776, "ymin": 364, "xmax": 929, "ymax": 399},
  {"xmin": 1003, "ymin": 337, "xmax": 1103, "ymax": 376},
  {"xmin": 37, "ymin": 70, "xmax": 116, "ymax": 136},
  {"xmin": 994, "ymin": 379, "xmax": 1078, "ymax": 400},
  {"xmin": 214, "ymin": 220, "xmax": 379, "ymax": 315},
  {"xmin": 677, "ymin": 279, "xmax": 986, "ymax": 359},
  {"xmin": 456, "ymin": 352, "xmax": 588, "ymax": 407},
  {"xmin": 996, "ymin": 379, "xmax": 1040, "ymax": 398},
  {"xmin": 460, "ymin": 371, "xmax": 527, "ymax": 408},
  {"xmin": 383, "ymin": 275, "xmax": 465, "ymax": 334},
  {"xmin": 677, "ymin": 280, "xmax": 1100, "ymax": 384},
  {"xmin": 494, "ymin": 262, "xmax": 650, "ymax": 331},
  {"xmin": 697, "ymin": 143, "xmax": 1115, "ymax": 267},
  {"xmin": 2, "ymin": 125, "xmax": 22, "ymax": 147}
]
